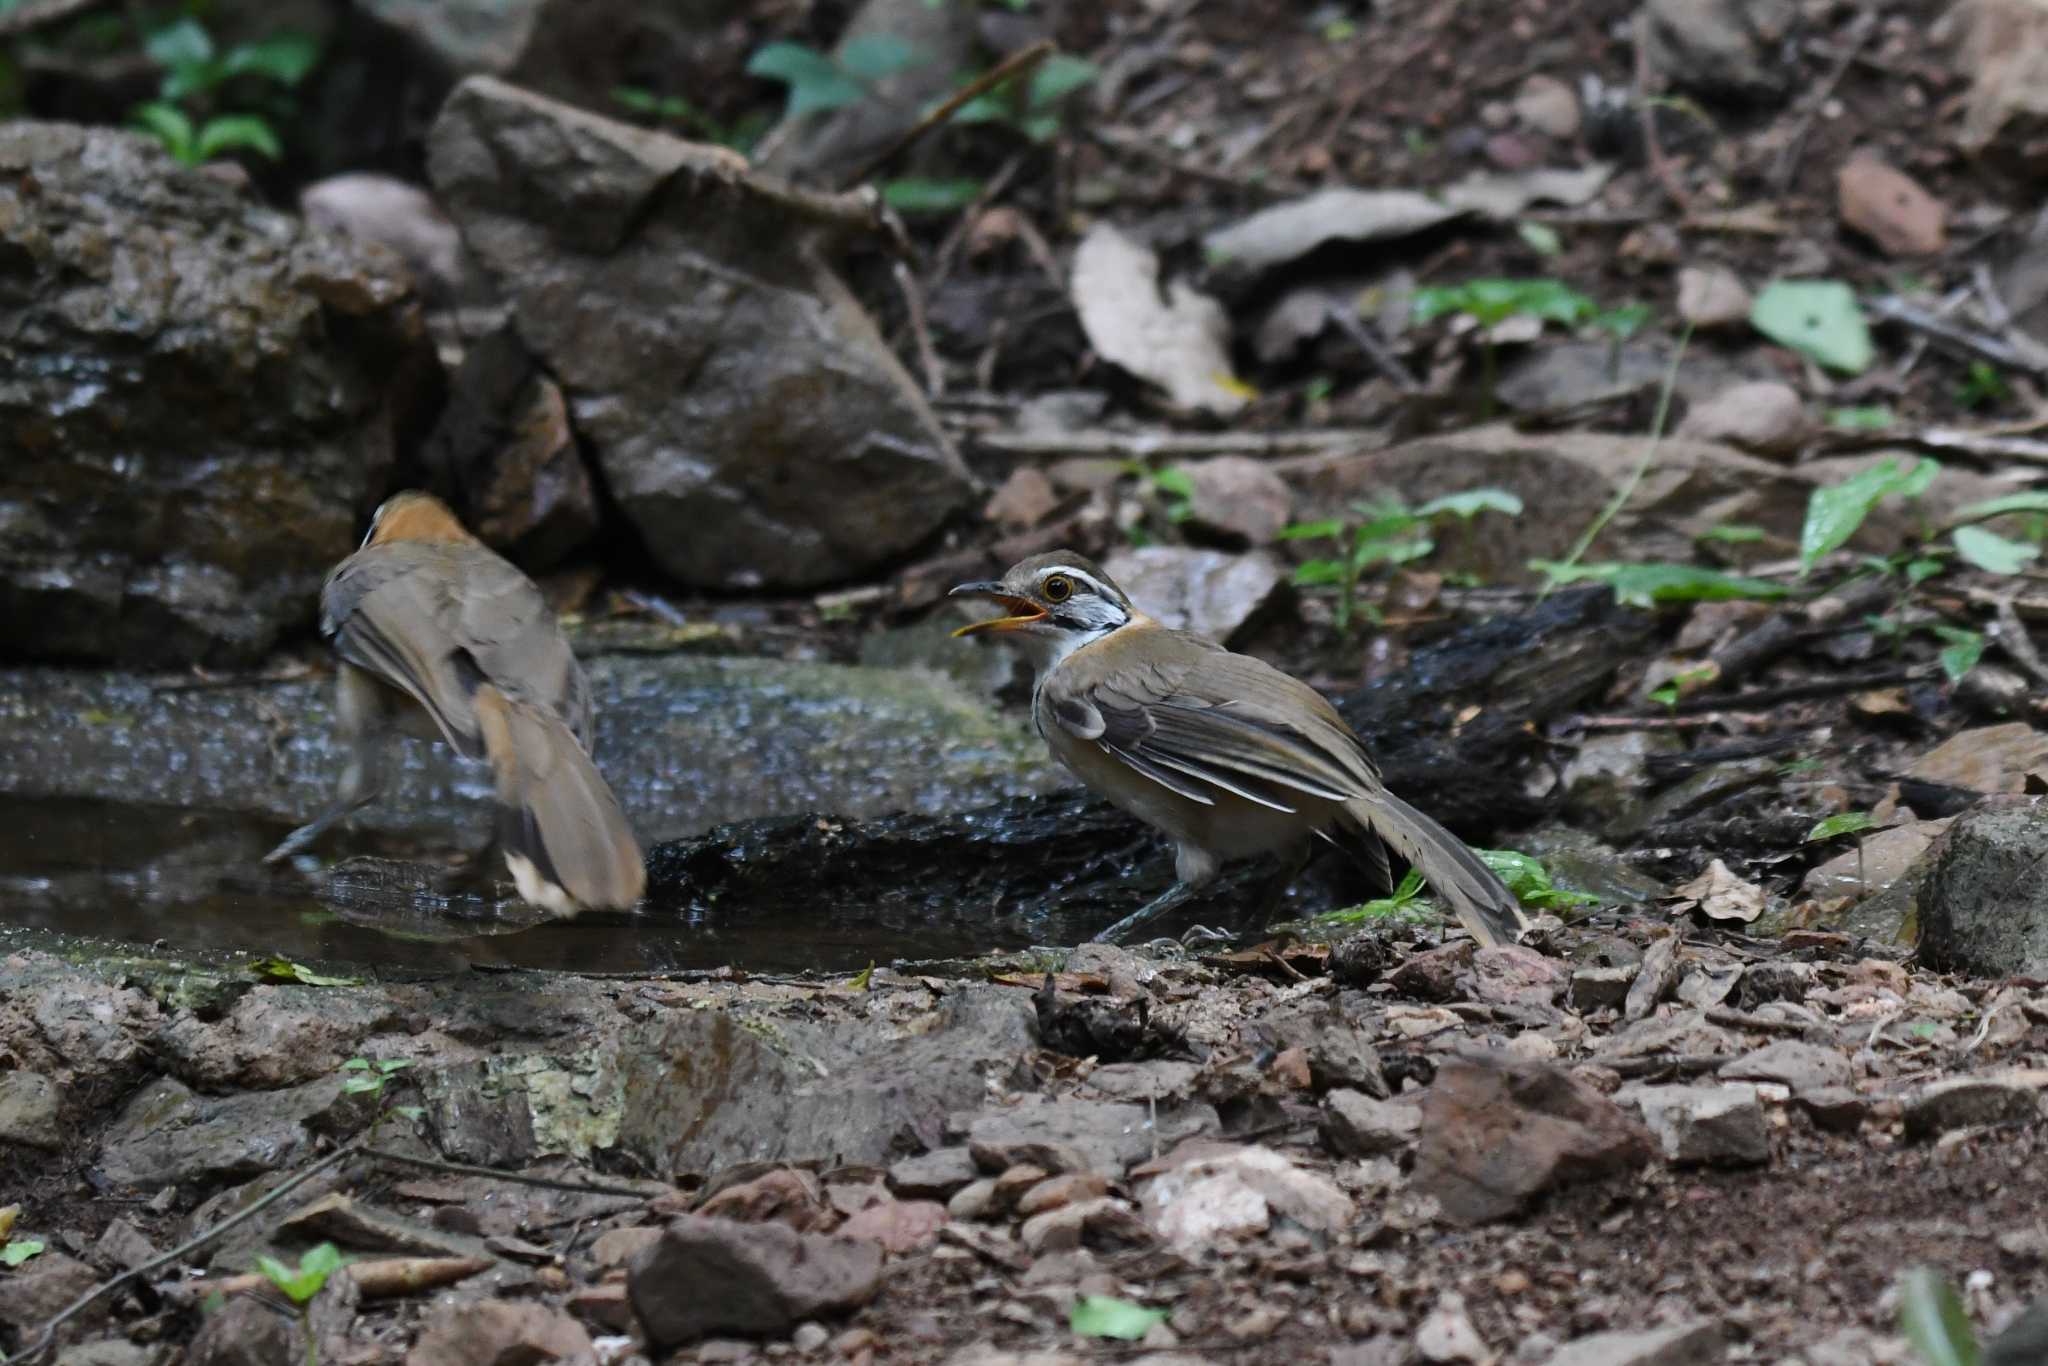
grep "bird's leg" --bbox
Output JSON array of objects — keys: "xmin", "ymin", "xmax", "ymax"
[
  {"xmin": 1249, "ymin": 845, "xmax": 1313, "ymax": 930},
  {"xmin": 264, "ymin": 668, "xmax": 389, "ymax": 865},
  {"xmin": 1092, "ymin": 879, "xmax": 1199, "ymax": 944}
]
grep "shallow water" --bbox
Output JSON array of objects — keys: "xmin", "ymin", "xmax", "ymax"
[{"xmin": 0, "ymin": 794, "xmax": 1097, "ymax": 975}]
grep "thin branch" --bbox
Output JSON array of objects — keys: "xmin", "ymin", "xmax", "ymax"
[
  {"xmin": 1770, "ymin": 8, "xmax": 1876, "ymax": 193},
  {"xmin": 1869, "ymin": 296, "xmax": 2048, "ymax": 378},
  {"xmin": 363, "ymin": 1149, "xmax": 660, "ymax": 1200},
  {"xmin": 970, "ymin": 428, "xmax": 1372, "ymax": 460},
  {"xmin": 840, "ymin": 41, "xmax": 1055, "ymax": 191}
]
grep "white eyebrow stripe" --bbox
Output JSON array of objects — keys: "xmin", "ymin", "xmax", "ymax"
[{"xmin": 1039, "ymin": 566, "xmax": 1115, "ymax": 597}]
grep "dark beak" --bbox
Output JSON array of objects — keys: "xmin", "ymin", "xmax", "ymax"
[{"xmin": 949, "ymin": 581, "xmax": 1047, "ymax": 637}]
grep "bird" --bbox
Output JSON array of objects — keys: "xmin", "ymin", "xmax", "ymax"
[
  {"xmin": 264, "ymin": 491, "xmax": 645, "ymax": 915},
  {"xmin": 951, "ymin": 552, "xmax": 1529, "ymax": 946}
]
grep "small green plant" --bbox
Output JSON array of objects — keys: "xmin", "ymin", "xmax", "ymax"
[
  {"xmin": 1529, "ymin": 560, "xmax": 1786, "ymax": 609},
  {"xmin": 130, "ymin": 17, "xmax": 318, "ymax": 167},
  {"xmin": 1070, "ymin": 1295, "xmax": 1169, "ymax": 1341},
  {"xmin": 1829, "ymin": 404, "xmax": 1895, "ymax": 431},
  {"xmin": 1898, "ymin": 1267, "xmax": 1980, "ymax": 1366},
  {"xmin": 256, "ymin": 1242, "xmax": 349, "ymax": 1366},
  {"xmin": 249, "ymin": 957, "xmax": 361, "ymax": 988},
  {"xmin": 747, "ymin": 34, "xmax": 926, "ymax": 119},
  {"xmin": 949, "ymin": 51, "xmax": 1098, "ymax": 144},
  {"xmin": 609, "ymin": 86, "xmax": 767, "ymax": 152},
  {"xmin": 339, "ymin": 1057, "xmax": 410, "ymax": 1098},
  {"xmin": 1799, "ymin": 456, "xmax": 1940, "ymax": 575},
  {"xmin": 1479, "ymin": 850, "xmax": 1599, "ymax": 913},
  {"xmin": 1955, "ymin": 360, "xmax": 2009, "ymax": 411},
  {"xmin": 1805, "ymin": 811, "xmax": 1877, "ymax": 843},
  {"xmin": 1317, "ymin": 867, "xmax": 1433, "ymax": 926},
  {"xmin": 1648, "ymin": 662, "xmax": 1720, "ymax": 709},
  {"xmin": 1751, "ymin": 279, "xmax": 1874, "ymax": 375},
  {"xmin": 1413, "ymin": 278, "xmax": 1597, "ymax": 417},
  {"xmin": 1282, "ymin": 488, "xmax": 1522, "ymax": 637},
  {"xmin": 2, "ymin": 1239, "xmax": 45, "ymax": 1268}
]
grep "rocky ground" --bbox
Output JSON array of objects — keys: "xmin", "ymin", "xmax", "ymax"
[{"xmin": 2, "ymin": 912, "xmax": 2047, "ymax": 1365}]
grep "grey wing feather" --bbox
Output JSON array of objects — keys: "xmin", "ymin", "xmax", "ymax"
[
  {"xmin": 450, "ymin": 552, "xmax": 593, "ymax": 746},
  {"xmin": 323, "ymin": 547, "xmax": 488, "ymax": 759}
]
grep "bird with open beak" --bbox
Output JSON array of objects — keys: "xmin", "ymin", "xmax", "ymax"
[
  {"xmin": 265, "ymin": 491, "xmax": 645, "ymax": 916},
  {"xmin": 952, "ymin": 551, "xmax": 1528, "ymax": 946}
]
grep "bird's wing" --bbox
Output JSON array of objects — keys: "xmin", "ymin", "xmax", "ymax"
[
  {"xmin": 324, "ymin": 544, "xmax": 488, "ymax": 758},
  {"xmin": 450, "ymin": 549, "xmax": 594, "ymax": 748},
  {"xmin": 1047, "ymin": 630, "xmax": 1383, "ymax": 813}
]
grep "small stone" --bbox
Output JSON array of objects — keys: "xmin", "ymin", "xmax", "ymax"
[
  {"xmin": 567, "ymin": 1282, "xmax": 635, "ymax": 1334},
  {"xmin": 1016, "ymin": 1172, "xmax": 1110, "ymax": 1217},
  {"xmin": 1020, "ymin": 1198, "xmax": 1152, "ymax": 1256},
  {"xmin": 91, "ymin": 1218, "xmax": 158, "ymax": 1272},
  {"xmin": 589, "ymin": 1225, "xmax": 662, "ymax": 1268},
  {"xmin": 698, "ymin": 1168, "xmax": 832, "ymax": 1232},
  {"xmin": 1839, "ymin": 156, "xmax": 1947, "ymax": 257},
  {"xmin": 1676, "ymin": 381, "xmax": 1810, "ymax": 457},
  {"xmin": 1390, "ymin": 943, "xmax": 1473, "ymax": 1002},
  {"xmin": 985, "ymin": 468, "xmax": 1061, "ymax": 530},
  {"xmin": 1902, "ymin": 1074, "xmax": 2046, "ymax": 1139},
  {"xmin": 1513, "ymin": 74, "xmax": 1582, "ymax": 138},
  {"xmin": 1541, "ymin": 1319, "xmax": 1727, "ymax": 1365},
  {"xmin": 993, "ymin": 1164, "xmax": 1050, "ymax": 1208},
  {"xmin": 1675, "ymin": 265, "xmax": 1753, "ymax": 329},
  {"xmin": 947, "ymin": 1176, "xmax": 1002, "ymax": 1221},
  {"xmin": 186, "ymin": 1296, "xmax": 293, "ymax": 1366},
  {"xmin": 0, "ymin": 1072, "xmax": 63, "ymax": 1151},
  {"xmin": 1177, "ymin": 456, "xmax": 1293, "ymax": 546},
  {"xmin": 837, "ymin": 1199, "xmax": 947, "ymax": 1254},
  {"xmin": 1720, "ymin": 1041, "xmax": 1852, "ymax": 1093},
  {"xmin": 1796, "ymin": 1086, "xmax": 1870, "ymax": 1133},
  {"xmin": 889, "ymin": 1148, "xmax": 981, "ymax": 1200},
  {"xmin": 53, "ymin": 1341, "xmax": 153, "ymax": 1366},
  {"xmin": 1571, "ymin": 966, "xmax": 1635, "ymax": 1014},
  {"xmin": 627, "ymin": 1216, "xmax": 885, "ymax": 1346},
  {"xmin": 406, "ymin": 1300, "xmax": 596, "ymax": 1366},
  {"xmin": 0, "ymin": 1253, "xmax": 101, "ymax": 1333},
  {"xmin": 1621, "ymin": 1083, "xmax": 1771, "ymax": 1166},
  {"xmin": 792, "ymin": 1322, "xmax": 830, "ymax": 1352},
  {"xmin": 1468, "ymin": 945, "xmax": 1567, "ymax": 1009},
  {"xmin": 1321, "ymin": 1090, "xmax": 1422, "ymax": 1158}
]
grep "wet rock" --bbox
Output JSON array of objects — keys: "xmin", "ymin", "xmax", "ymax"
[
  {"xmin": 420, "ymin": 326, "xmax": 599, "ymax": 570},
  {"xmin": 1321, "ymin": 1090, "xmax": 1421, "ymax": 1157},
  {"xmin": 0, "ymin": 123, "xmax": 431, "ymax": 667},
  {"xmin": 1902, "ymin": 1073, "xmax": 2048, "ymax": 1139},
  {"xmin": 428, "ymin": 77, "xmax": 971, "ymax": 591},
  {"xmin": 1838, "ymin": 156, "xmax": 1947, "ymax": 258},
  {"xmin": 1099, "ymin": 547, "xmax": 1286, "ymax": 644},
  {"xmin": 1639, "ymin": 0, "xmax": 1797, "ymax": 101},
  {"xmin": 1676, "ymin": 265, "xmax": 1753, "ymax": 330},
  {"xmin": 1719, "ymin": 1042, "xmax": 1851, "ymax": 1093},
  {"xmin": 96, "ymin": 1076, "xmax": 361, "ymax": 1192},
  {"xmin": 889, "ymin": 1148, "xmax": 981, "ymax": 1200},
  {"xmin": 0, "ymin": 1070, "xmax": 63, "ymax": 1150},
  {"xmin": 1675, "ymin": 381, "xmax": 1810, "ymax": 457},
  {"xmin": 0, "ymin": 652, "xmax": 1051, "ymax": 852},
  {"xmin": 1543, "ymin": 1321, "xmax": 1727, "ymax": 1365},
  {"xmin": 966, "ymin": 1099, "xmax": 1216, "ymax": 1178},
  {"xmin": 1619, "ymin": 1083, "xmax": 1770, "ymax": 1166},
  {"xmin": 1414, "ymin": 1055, "xmax": 1653, "ymax": 1223},
  {"xmin": 186, "ymin": 1296, "xmax": 294, "ymax": 1366},
  {"xmin": 299, "ymin": 172, "xmax": 469, "ymax": 302},
  {"xmin": 0, "ymin": 1252, "xmax": 100, "ymax": 1333},
  {"xmin": 619, "ymin": 988, "xmax": 1035, "ymax": 1177},
  {"xmin": 1920, "ymin": 803, "xmax": 2048, "ymax": 977},
  {"xmin": 1177, "ymin": 457, "xmax": 1294, "ymax": 547},
  {"xmin": 405, "ymin": 1299, "xmax": 596, "ymax": 1366},
  {"xmin": 628, "ymin": 1216, "xmax": 885, "ymax": 1345}
]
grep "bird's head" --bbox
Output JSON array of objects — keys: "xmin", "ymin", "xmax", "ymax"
[
  {"xmin": 950, "ymin": 552, "xmax": 1134, "ymax": 670},
  {"xmin": 361, "ymin": 491, "xmax": 474, "ymax": 549}
]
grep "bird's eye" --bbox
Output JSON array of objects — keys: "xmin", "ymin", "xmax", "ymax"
[{"xmin": 1042, "ymin": 574, "xmax": 1073, "ymax": 603}]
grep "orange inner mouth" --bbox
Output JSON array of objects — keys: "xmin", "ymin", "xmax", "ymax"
[{"xmin": 952, "ymin": 593, "xmax": 1047, "ymax": 637}]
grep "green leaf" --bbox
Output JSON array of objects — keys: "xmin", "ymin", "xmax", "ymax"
[
  {"xmin": 746, "ymin": 42, "xmax": 866, "ymax": 117},
  {"xmin": 1414, "ymin": 278, "xmax": 1594, "ymax": 328},
  {"xmin": 1279, "ymin": 519, "xmax": 1346, "ymax": 541},
  {"xmin": 1648, "ymin": 682, "xmax": 1680, "ymax": 706},
  {"xmin": 836, "ymin": 33, "xmax": 921, "ymax": 82},
  {"xmin": 1828, "ymin": 404, "xmax": 1894, "ymax": 431},
  {"xmin": 1952, "ymin": 525, "xmax": 2039, "ymax": 575},
  {"xmin": 1696, "ymin": 523, "xmax": 1765, "ymax": 544},
  {"xmin": 1589, "ymin": 303, "xmax": 1652, "ymax": 340},
  {"xmin": 1029, "ymin": 53, "xmax": 1098, "ymax": 108},
  {"xmin": 132, "ymin": 101, "xmax": 197, "ymax": 163},
  {"xmin": 1292, "ymin": 559, "xmax": 1348, "ymax": 587},
  {"xmin": 1956, "ymin": 360, "xmax": 2009, "ymax": 410},
  {"xmin": 947, "ymin": 91, "xmax": 1010, "ymax": 125},
  {"xmin": 1070, "ymin": 1295, "xmax": 1168, "ymax": 1341},
  {"xmin": 1530, "ymin": 561, "xmax": 1788, "ymax": 608},
  {"xmin": 1799, "ymin": 457, "xmax": 1940, "ymax": 574},
  {"xmin": 1415, "ymin": 488, "xmax": 1523, "ymax": 520},
  {"xmin": 392, "ymin": 1105, "xmax": 426, "ymax": 1121},
  {"xmin": 1479, "ymin": 850, "xmax": 1600, "ymax": 909},
  {"xmin": 221, "ymin": 33, "xmax": 320, "ymax": 86},
  {"xmin": 1905, "ymin": 558, "xmax": 1945, "ymax": 586},
  {"xmin": 1149, "ymin": 467, "xmax": 1196, "ymax": 500},
  {"xmin": 146, "ymin": 17, "xmax": 214, "ymax": 71},
  {"xmin": 1805, "ymin": 811, "xmax": 1876, "ymax": 842},
  {"xmin": 1750, "ymin": 280, "xmax": 1874, "ymax": 374},
  {"xmin": 1897, "ymin": 1267, "xmax": 1981, "ymax": 1366},
  {"xmin": 1952, "ymin": 492, "xmax": 2048, "ymax": 522},
  {"xmin": 2, "ymin": 1239, "xmax": 45, "ymax": 1267},
  {"xmin": 611, "ymin": 85, "xmax": 660, "ymax": 114},
  {"xmin": 1516, "ymin": 221, "xmax": 1562, "ymax": 258},
  {"xmin": 1934, "ymin": 626, "xmax": 1986, "ymax": 683},
  {"xmin": 881, "ymin": 177, "xmax": 983, "ymax": 213},
  {"xmin": 258, "ymin": 1243, "xmax": 349, "ymax": 1306},
  {"xmin": 247, "ymin": 957, "xmax": 362, "ymax": 987},
  {"xmin": 196, "ymin": 115, "xmax": 282, "ymax": 162}
]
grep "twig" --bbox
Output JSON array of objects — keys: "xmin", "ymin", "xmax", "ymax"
[
  {"xmin": 892, "ymin": 260, "xmax": 945, "ymax": 398},
  {"xmin": 1913, "ymin": 426, "xmax": 2048, "ymax": 466},
  {"xmin": 363, "ymin": 1149, "xmax": 659, "ymax": 1200},
  {"xmin": 924, "ymin": 153, "xmax": 1027, "ymax": 293},
  {"xmin": 972, "ymin": 428, "xmax": 1372, "ymax": 460},
  {"xmin": 1563, "ymin": 713, "xmax": 1747, "ymax": 733},
  {"xmin": 1632, "ymin": 21, "xmax": 1693, "ymax": 215},
  {"xmin": 0, "ymin": 0, "xmax": 104, "ymax": 37},
  {"xmin": 1670, "ymin": 666, "xmax": 1932, "ymax": 714},
  {"xmin": 1709, "ymin": 573, "xmax": 1895, "ymax": 688},
  {"xmin": 1086, "ymin": 126, "xmax": 1308, "ymax": 197},
  {"xmin": 1326, "ymin": 307, "xmax": 1421, "ymax": 393},
  {"xmin": 1989, "ymin": 594, "xmax": 2048, "ymax": 689},
  {"xmin": 840, "ymin": 41, "xmax": 1055, "ymax": 191},
  {"xmin": 13, "ymin": 1143, "xmax": 364, "ymax": 1362},
  {"xmin": 1869, "ymin": 296, "xmax": 2048, "ymax": 378},
  {"xmin": 1770, "ymin": 8, "xmax": 1877, "ymax": 193},
  {"xmin": 1540, "ymin": 322, "xmax": 1693, "ymax": 599}
]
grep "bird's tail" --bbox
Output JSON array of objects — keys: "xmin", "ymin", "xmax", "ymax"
[
  {"xmin": 474, "ymin": 685, "xmax": 645, "ymax": 916},
  {"xmin": 1344, "ymin": 793, "xmax": 1529, "ymax": 948}
]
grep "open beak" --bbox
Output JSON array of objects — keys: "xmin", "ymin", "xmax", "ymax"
[{"xmin": 949, "ymin": 581, "xmax": 1046, "ymax": 637}]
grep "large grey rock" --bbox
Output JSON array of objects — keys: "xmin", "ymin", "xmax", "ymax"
[
  {"xmin": 427, "ymin": 77, "xmax": 972, "ymax": 591},
  {"xmin": 0, "ymin": 652, "xmax": 1051, "ymax": 850},
  {"xmin": 1619, "ymin": 1083, "xmax": 1770, "ymax": 1167},
  {"xmin": 95, "ymin": 1076, "xmax": 363, "ymax": 1192},
  {"xmin": 0, "ymin": 122, "xmax": 431, "ymax": 667},
  {"xmin": 1919, "ymin": 802, "xmax": 2048, "ymax": 977}
]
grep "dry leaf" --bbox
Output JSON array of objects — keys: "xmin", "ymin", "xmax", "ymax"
[
  {"xmin": 1669, "ymin": 858, "xmax": 1765, "ymax": 923},
  {"xmin": 1072, "ymin": 223, "xmax": 1246, "ymax": 415}
]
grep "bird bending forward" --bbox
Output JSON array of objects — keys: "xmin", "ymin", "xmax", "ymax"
[
  {"xmin": 265, "ymin": 492, "xmax": 645, "ymax": 915},
  {"xmin": 951, "ymin": 552, "xmax": 1528, "ymax": 946}
]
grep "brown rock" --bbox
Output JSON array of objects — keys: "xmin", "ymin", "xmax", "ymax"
[
  {"xmin": 1099, "ymin": 547, "xmax": 1286, "ymax": 645},
  {"xmin": 1676, "ymin": 381, "xmax": 1810, "ymax": 457},
  {"xmin": 837, "ymin": 1198, "xmax": 947, "ymax": 1254},
  {"xmin": 1675, "ymin": 265, "xmax": 1753, "ymax": 329},
  {"xmin": 186, "ymin": 1296, "xmax": 295, "ymax": 1366},
  {"xmin": 1513, "ymin": 74, "xmax": 1582, "ymax": 139},
  {"xmin": 1838, "ymin": 156, "xmax": 1947, "ymax": 257},
  {"xmin": 888, "ymin": 1147, "xmax": 980, "ymax": 1199},
  {"xmin": 1178, "ymin": 456, "xmax": 1294, "ymax": 546},
  {"xmin": 1390, "ymin": 943, "xmax": 1474, "ymax": 1002},
  {"xmin": 589, "ymin": 1225, "xmax": 662, "ymax": 1269},
  {"xmin": 0, "ymin": 1253, "xmax": 101, "ymax": 1333},
  {"xmin": 1414, "ymin": 1055, "xmax": 1655, "ymax": 1224},
  {"xmin": 1016, "ymin": 1172, "xmax": 1110, "ymax": 1217},
  {"xmin": 698, "ymin": 1168, "xmax": 833, "ymax": 1232},
  {"xmin": 405, "ymin": 1299, "xmax": 596, "ymax": 1366},
  {"xmin": 985, "ymin": 468, "xmax": 1062, "ymax": 530},
  {"xmin": 1468, "ymin": 945, "xmax": 1567, "ymax": 1009},
  {"xmin": 1619, "ymin": 1082, "xmax": 1771, "ymax": 1166},
  {"xmin": 568, "ymin": 1281, "xmax": 635, "ymax": 1334},
  {"xmin": 628, "ymin": 1216, "xmax": 884, "ymax": 1346},
  {"xmin": 1955, "ymin": 0, "xmax": 2048, "ymax": 163}
]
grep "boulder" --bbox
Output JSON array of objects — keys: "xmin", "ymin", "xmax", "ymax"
[
  {"xmin": 426, "ymin": 77, "xmax": 972, "ymax": 591},
  {"xmin": 1919, "ymin": 802, "xmax": 2048, "ymax": 977},
  {"xmin": 0, "ymin": 123, "xmax": 432, "ymax": 666}
]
